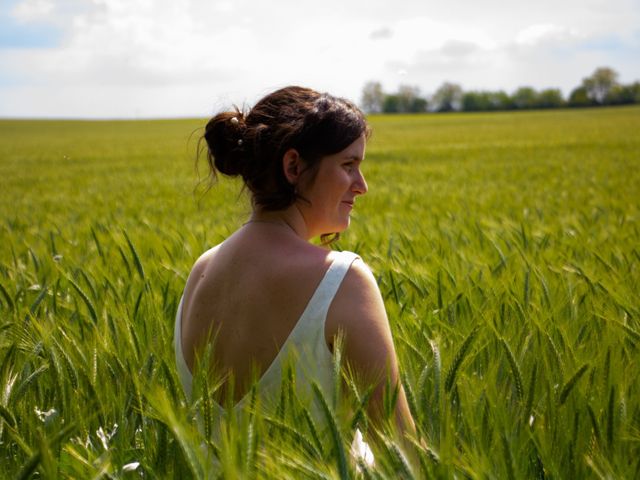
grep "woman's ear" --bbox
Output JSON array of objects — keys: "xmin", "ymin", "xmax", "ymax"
[{"xmin": 282, "ymin": 148, "xmax": 302, "ymax": 185}]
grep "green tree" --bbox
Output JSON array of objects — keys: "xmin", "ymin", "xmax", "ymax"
[
  {"xmin": 582, "ymin": 67, "xmax": 619, "ymax": 104},
  {"xmin": 361, "ymin": 81, "xmax": 385, "ymax": 113},
  {"xmin": 463, "ymin": 91, "xmax": 513, "ymax": 112},
  {"xmin": 535, "ymin": 89, "xmax": 564, "ymax": 108},
  {"xmin": 380, "ymin": 86, "xmax": 427, "ymax": 113},
  {"xmin": 489, "ymin": 91, "xmax": 514, "ymax": 110},
  {"xmin": 409, "ymin": 97, "xmax": 428, "ymax": 112},
  {"xmin": 432, "ymin": 82, "xmax": 463, "ymax": 112},
  {"xmin": 568, "ymin": 86, "xmax": 592, "ymax": 107},
  {"xmin": 397, "ymin": 85, "xmax": 427, "ymax": 113},
  {"xmin": 462, "ymin": 91, "xmax": 487, "ymax": 111},
  {"xmin": 382, "ymin": 94, "xmax": 400, "ymax": 113},
  {"xmin": 606, "ymin": 82, "xmax": 640, "ymax": 105},
  {"xmin": 512, "ymin": 87, "xmax": 538, "ymax": 109}
]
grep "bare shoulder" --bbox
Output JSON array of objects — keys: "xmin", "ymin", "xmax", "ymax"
[
  {"xmin": 332, "ymin": 257, "xmax": 384, "ymax": 315},
  {"xmin": 190, "ymin": 245, "xmax": 220, "ymax": 274},
  {"xmin": 326, "ymin": 258, "xmax": 395, "ymax": 364},
  {"xmin": 183, "ymin": 244, "xmax": 222, "ymax": 297}
]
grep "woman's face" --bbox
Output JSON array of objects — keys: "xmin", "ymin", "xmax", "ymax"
[{"xmin": 297, "ymin": 135, "xmax": 368, "ymax": 237}]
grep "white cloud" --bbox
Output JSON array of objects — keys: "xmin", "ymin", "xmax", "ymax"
[
  {"xmin": 440, "ymin": 40, "xmax": 479, "ymax": 57},
  {"xmin": 11, "ymin": 0, "xmax": 55, "ymax": 22},
  {"xmin": 214, "ymin": 1, "xmax": 234, "ymax": 13},
  {"xmin": 1, "ymin": 0, "xmax": 639, "ymax": 117},
  {"xmin": 370, "ymin": 27, "xmax": 393, "ymax": 40},
  {"xmin": 515, "ymin": 24, "xmax": 580, "ymax": 46}
]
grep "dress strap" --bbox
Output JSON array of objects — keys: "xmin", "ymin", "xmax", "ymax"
[
  {"xmin": 174, "ymin": 295, "xmax": 193, "ymax": 399},
  {"xmin": 294, "ymin": 251, "xmax": 360, "ymax": 331}
]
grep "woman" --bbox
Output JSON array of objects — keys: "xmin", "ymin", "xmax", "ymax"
[{"xmin": 174, "ymin": 86, "xmax": 415, "ymax": 438}]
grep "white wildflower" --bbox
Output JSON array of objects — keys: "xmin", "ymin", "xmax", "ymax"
[
  {"xmin": 123, "ymin": 461, "xmax": 140, "ymax": 472},
  {"xmin": 96, "ymin": 423, "xmax": 118, "ymax": 450},
  {"xmin": 72, "ymin": 434, "xmax": 92, "ymax": 449},
  {"xmin": 350, "ymin": 429, "xmax": 375, "ymax": 470},
  {"xmin": 34, "ymin": 407, "xmax": 57, "ymax": 423}
]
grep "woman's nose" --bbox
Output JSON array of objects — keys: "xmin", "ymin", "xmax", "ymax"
[{"xmin": 353, "ymin": 169, "xmax": 368, "ymax": 195}]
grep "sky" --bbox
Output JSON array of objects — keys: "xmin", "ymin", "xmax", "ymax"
[{"xmin": 0, "ymin": 0, "xmax": 639, "ymax": 118}]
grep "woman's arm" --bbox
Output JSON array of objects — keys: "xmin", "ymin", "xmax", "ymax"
[{"xmin": 327, "ymin": 258, "xmax": 416, "ymax": 435}]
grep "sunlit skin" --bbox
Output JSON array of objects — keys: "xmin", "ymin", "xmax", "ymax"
[
  {"xmin": 180, "ymin": 134, "xmax": 416, "ymax": 438},
  {"xmin": 288, "ymin": 134, "xmax": 368, "ymax": 238},
  {"xmin": 251, "ymin": 134, "xmax": 368, "ymax": 240}
]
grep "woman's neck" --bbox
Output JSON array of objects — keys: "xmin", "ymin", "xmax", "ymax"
[{"xmin": 247, "ymin": 205, "xmax": 311, "ymax": 241}]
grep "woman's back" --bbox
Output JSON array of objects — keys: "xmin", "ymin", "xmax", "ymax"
[{"xmin": 179, "ymin": 223, "xmax": 347, "ymax": 402}]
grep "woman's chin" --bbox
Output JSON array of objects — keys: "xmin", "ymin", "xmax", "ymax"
[
  {"xmin": 336, "ymin": 218, "xmax": 351, "ymax": 233},
  {"xmin": 315, "ymin": 215, "xmax": 353, "ymax": 238}
]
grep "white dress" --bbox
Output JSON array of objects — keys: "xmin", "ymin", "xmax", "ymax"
[{"xmin": 174, "ymin": 250, "xmax": 360, "ymax": 414}]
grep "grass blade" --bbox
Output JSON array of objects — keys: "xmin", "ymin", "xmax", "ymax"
[
  {"xmin": 559, "ymin": 364, "xmax": 589, "ymax": 405},
  {"xmin": 445, "ymin": 327, "xmax": 478, "ymax": 393}
]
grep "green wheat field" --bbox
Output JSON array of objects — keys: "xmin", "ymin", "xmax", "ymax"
[{"xmin": 1, "ymin": 106, "xmax": 639, "ymax": 478}]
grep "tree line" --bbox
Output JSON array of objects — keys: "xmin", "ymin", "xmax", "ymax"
[{"xmin": 361, "ymin": 67, "xmax": 640, "ymax": 113}]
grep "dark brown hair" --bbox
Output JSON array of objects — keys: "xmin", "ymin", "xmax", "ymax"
[{"xmin": 202, "ymin": 86, "xmax": 369, "ymax": 211}]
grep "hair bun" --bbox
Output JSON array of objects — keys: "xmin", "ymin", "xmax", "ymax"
[
  {"xmin": 199, "ymin": 86, "xmax": 368, "ymax": 212},
  {"xmin": 204, "ymin": 111, "xmax": 247, "ymax": 177}
]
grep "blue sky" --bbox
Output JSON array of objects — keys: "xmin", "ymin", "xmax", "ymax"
[
  {"xmin": 1, "ymin": 0, "xmax": 639, "ymax": 118},
  {"xmin": 0, "ymin": 7, "xmax": 60, "ymax": 48}
]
